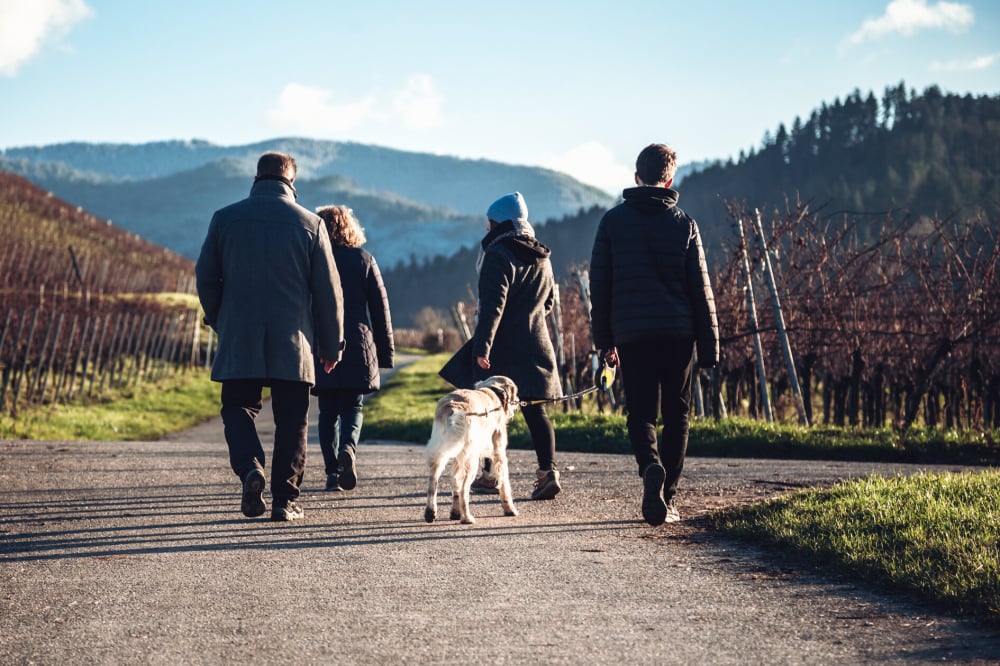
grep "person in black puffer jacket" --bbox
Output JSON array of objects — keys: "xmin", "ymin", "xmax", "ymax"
[
  {"xmin": 312, "ymin": 205, "xmax": 394, "ymax": 492},
  {"xmin": 589, "ymin": 143, "xmax": 719, "ymax": 526}
]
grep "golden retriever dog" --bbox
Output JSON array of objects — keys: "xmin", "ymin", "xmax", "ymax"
[{"xmin": 424, "ymin": 375, "xmax": 520, "ymax": 524}]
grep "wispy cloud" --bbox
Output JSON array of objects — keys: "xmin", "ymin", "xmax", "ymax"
[
  {"xmin": 847, "ymin": 0, "xmax": 973, "ymax": 45},
  {"xmin": 0, "ymin": 0, "xmax": 92, "ymax": 76},
  {"xmin": 266, "ymin": 75, "xmax": 444, "ymax": 135},
  {"xmin": 930, "ymin": 51, "xmax": 1000, "ymax": 72},
  {"xmin": 542, "ymin": 141, "xmax": 633, "ymax": 196},
  {"xmin": 392, "ymin": 75, "xmax": 444, "ymax": 129},
  {"xmin": 265, "ymin": 83, "xmax": 376, "ymax": 134}
]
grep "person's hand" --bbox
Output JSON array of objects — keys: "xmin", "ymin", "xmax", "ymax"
[
  {"xmin": 602, "ymin": 347, "xmax": 619, "ymax": 367},
  {"xmin": 476, "ymin": 355, "xmax": 491, "ymax": 370},
  {"xmin": 321, "ymin": 358, "xmax": 338, "ymax": 373}
]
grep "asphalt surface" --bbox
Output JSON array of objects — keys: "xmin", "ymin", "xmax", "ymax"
[{"xmin": 1, "ymin": 403, "xmax": 998, "ymax": 664}]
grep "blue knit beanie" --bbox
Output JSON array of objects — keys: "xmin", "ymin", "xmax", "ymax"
[{"xmin": 487, "ymin": 192, "xmax": 529, "ymax": 223}]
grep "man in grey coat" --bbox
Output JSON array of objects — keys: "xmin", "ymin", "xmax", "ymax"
[
  {"xmin": 196, "ymin": 152, "xmax": 345, "ymax": 522},
  {"xmin": 590, "ymin": 143, "xmax": 719, "ymax": 526}
]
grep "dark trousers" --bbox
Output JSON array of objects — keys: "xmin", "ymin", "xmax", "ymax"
[
  {"xmin": 221, "ymin": 379, "xmax": 311, "ymax": 503},
  {"xmin": 617, "ymin": 338, "xmax": 695, "ymax": 501},
  {"xmin": 317, "ymin": 390, "xmax": 364, "ymax": 475},
  {"xmin": 482, "ymin": 401, "xmax": 556, "ymax": 475},
  {"xmin": 522, "ymin": 402, "xmax": 556, "ymax": 471}
]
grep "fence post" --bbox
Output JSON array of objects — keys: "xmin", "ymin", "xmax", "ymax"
[
  {"xmin": 752, "ymin": 209, "xmax": 810, "ymax": 426},
  {"xmin": 450, "ymin": 303, "xmax": 472, "ymax": 342},
  {"xmin": 11, "ymin": 308, "xmax": 40, "ymax": 415},
  {"xmin": 549, "ymin": 283, "xmax": 566, "ymax": 397},
  {"xmin": 734, "ymin": 217, "xmax": 773, "ymax": 422}
]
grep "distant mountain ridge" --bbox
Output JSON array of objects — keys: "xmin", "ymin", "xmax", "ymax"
[{"xmin": 0, "ymin": 138, "xmax": 616, "ymax": 267}]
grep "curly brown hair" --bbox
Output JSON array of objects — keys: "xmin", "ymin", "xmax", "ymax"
[{"xmin": 315, "ymin": 205, "xmax": 367, "ymax": 248}]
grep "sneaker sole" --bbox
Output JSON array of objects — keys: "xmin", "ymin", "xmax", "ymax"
[
  {"xmin": 642, "ymin": 465, "xmax": 668, "ymax": 526},
  {"xmin": 271, "ymin": 509, "xmax": 304, "ymax": 522},
  {"xmin": 241, "ymin": 470, "xmax": 266, "ymax": 518}
]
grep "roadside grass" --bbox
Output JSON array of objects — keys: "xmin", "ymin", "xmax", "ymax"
[
  {"xmin": 712, "ymin": 471, "xmax": 1000, "ymax": 625},
  {"xmin": 364, "ymin": 353, "xmax": 1000, "ymax": 465},
  {"xmin": 0, "ymin": 370, "xmax": 219, "ymax": 441}
]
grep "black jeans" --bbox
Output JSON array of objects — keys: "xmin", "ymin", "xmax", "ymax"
[
  {"xmin": 521, "ymin": 402, "xmax": 556, "ymax": 471},
  {"xmin": 220, "ymin": 379, "xmax": 311, "ymax": 503},
  {"xmin": 317, "ymin": 390, "xmax": 364, "ymax": 475},
  {"xmin": 617, "ymin": 338, "xmax": 695, "ymax": 501}
]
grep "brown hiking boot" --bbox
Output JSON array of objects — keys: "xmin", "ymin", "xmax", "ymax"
[
  {"xmin": 531, "ymin": 469, "xmax": 561, "ymax": 500},
  {"xmin": 470, "ymin": 475, "xmax": 500, "ymax": 495}
]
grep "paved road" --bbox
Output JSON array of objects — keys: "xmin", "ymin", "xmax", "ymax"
[{"xmin": 1, "ymin": 410, "xmax": 998, "ymax": 665}]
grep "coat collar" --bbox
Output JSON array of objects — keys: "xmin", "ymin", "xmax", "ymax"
[{"xmin": 250, "ymin": 175, "xmax": 297, "ymax": 199}]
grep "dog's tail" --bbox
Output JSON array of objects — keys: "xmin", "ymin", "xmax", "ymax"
[{"xmin": 439, "ymin": 403, "xmax": 469, "ymax": 439}]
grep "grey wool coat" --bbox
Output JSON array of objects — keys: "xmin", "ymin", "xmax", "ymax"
[
  {"xmin": 440, "ymin": 233, "xmax": 562, "ymax": 399},
  {"xmin": 195, "ymin": 177, "xmax": 345, "ymax": 384}
]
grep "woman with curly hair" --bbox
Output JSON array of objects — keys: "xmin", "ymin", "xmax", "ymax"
[{"xmin": 313, "ymin": 205, "xmax": 394, "ymax": 491}]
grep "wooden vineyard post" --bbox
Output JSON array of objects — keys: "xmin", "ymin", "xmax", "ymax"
[
  {"xmin": 752, "ymin": 209, "xmax": 810, "ymax": 426},
  {"xmin": 734, "ymin": 218, "xmax": 773, "ymax": 422}
]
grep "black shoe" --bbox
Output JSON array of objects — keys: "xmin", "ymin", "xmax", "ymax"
[
  {"xmin": 641, "ymin": 463, "xmax": 668, "ymax": 526},
  {"xmin": 271, "ymin": 500, "xmax": 304, "ymax": 522},
  {"xmin": 325, "ymin": 473, "xmax": 341, "ymax": 491},
  {"xmin": 241, "ymin": 468, "xmax": 267, "ymax": 518},
  {"xmin": 337, "ymin": 450, "xmax": 357, "ymax": 490}
]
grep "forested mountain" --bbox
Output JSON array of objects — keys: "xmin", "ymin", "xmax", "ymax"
[
  {"xmin": 681, "ymin": 83, "xmax": 1000, "ymax": 252},
  {"xmin": 0, "ymin": 138, "xmax": 614, "ymax": 267},
  {"xmin": 385, "ymin": 83, "xmax": 1000, "ymax": 326}
]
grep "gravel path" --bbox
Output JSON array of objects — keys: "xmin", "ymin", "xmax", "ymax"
[{"xmin": 1, "ymin": 412, "xmax": 997, "ymax": 664}]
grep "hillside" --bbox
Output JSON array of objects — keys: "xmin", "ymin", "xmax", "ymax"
[
  {"xmin": 680, "ymin": 84, "xmax": 1000, "ymax": 253},
  {"xmin": 383, "ymin": 83, "xmax": 1000, "ymax": 326},
  {"xmin": 0, "ymin": 172, "xmax": 194, "ymax": 296},
  {"xmin": 0, "ymin": 138, "xmax": 615, "ymax": 267}
]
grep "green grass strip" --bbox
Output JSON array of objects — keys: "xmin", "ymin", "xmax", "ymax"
[
  {"xmin": 363, "ymin": 354, "xmax": 1000, "ymax": 464},
  {"xmin": 713, "ymin": 470, "xmax": 1000, "ymax": 624},
  {"xmin": 0, "ymin": 371, "xmax": 220, "ymax": 441}
]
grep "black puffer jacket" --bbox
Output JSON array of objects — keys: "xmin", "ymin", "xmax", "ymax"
[
  {"xmin": 312, "ymin": 246, "xmax": 394, "ymax": 394},
  {"xmin": 589, "ymin": 186, "xmax": 719, "ymax": 366}
]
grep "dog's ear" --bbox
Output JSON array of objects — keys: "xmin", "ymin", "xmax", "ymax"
[{"xmin": 504, "ymin": 378, "xmax": 519, "ymax": 411}]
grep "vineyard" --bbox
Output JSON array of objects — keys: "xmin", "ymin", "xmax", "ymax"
[
  {"xmin": 541, "ymin": 202, "xmax": 1000, "ymax": 435},
  {"xmin": 0, "ymin": 172, "xmax": 207, "ymax": 417}
]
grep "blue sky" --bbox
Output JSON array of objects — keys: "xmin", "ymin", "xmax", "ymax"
[{"xmin": 1, "ymin": 0, "xmax": 998, "ymax": 194}]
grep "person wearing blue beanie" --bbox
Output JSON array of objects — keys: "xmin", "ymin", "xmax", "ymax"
[
  {"xmin": 486, "ymin": 192, "xmax": 529, "ymax": 225},
  {"xmin": 440, "ymin": 191, "xmax": 564, "ymax": 501}
]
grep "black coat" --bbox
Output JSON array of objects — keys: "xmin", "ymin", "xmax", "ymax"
[
  {"xmin": 440, "ymin": 231, "xmax": 561, "ymax": 399},
  {"xmin": 312, "ymin": 246, "xmax": 393, "ymax": 394},
  {"xmin": 589, "ymin": 186, "xmax": 719, "ymax": 366}
]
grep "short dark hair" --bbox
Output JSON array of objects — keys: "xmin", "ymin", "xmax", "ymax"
[
  {"xmin": 635, "ymin": 143, "xmax": 678, "ymax": 186},
  {"xmin": 256, "ymin": 152, "xmax": 297, "ymax": 180}
]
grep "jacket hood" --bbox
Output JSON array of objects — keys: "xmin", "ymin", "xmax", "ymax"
[
  {"xmin": 504, "ymin": 235, "xmax": 551, "ymax": 263},
  {"xmin": 622, "ymin": 185, "xmax": 679, "ymax": 214},
  {"xmin": 478, "ymin": 219, "xmax": 550, "ymax": 269}
]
